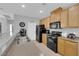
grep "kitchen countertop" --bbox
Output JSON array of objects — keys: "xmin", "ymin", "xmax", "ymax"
[{"xmin": 58, "ymin": 37, "xmax": 79, "ymax": 43}]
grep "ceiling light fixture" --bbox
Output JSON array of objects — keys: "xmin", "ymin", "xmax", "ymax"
[
  {"xmin": 40, "ymin": 10, "xmax": 43, "ymax": 13},
  {"xmin": 21, "ymin": 5, "xmax": 25, "ymax": 8}
]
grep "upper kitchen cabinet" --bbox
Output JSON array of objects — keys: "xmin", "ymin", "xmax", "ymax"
[
  {"xmin": 50, "ymin": 13, "xmax": 55, "ymax": 23},
  {"xmin": 40, "ymin": 18, "xmax": 47, "ymax": 28},
  {"xmin": 42, "ymin": 18, "xmax": 46, "ymax": 28},
  {"xmin": 61, "ymin": 9, "xmax": 69, "ymax": 28},
  {"xmin": 69, "ymin": 4, "xmax": 79, "ymax": 28},
  {"xmin": 40, "ymin": 16, "xmax": 51, "ymax": 29},
  {"xmin": 40, "ymin": 19, "xmax": 43, "ymax": 25},
  {"xmin": 40, "ymin": 18, "xmax": 45, "ymax": 25},
  {"xmin": 40, "ymin": 19, "xmax": 42, "ymax": 25},
  {"xmin": 45, "ymin": 16, "xmax": 51, "ymax": 29},
  {"xmin": 51, "ymin": 7, "xmax": 62, "ymax": 22}
]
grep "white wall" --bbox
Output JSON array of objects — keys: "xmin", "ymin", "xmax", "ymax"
[
  {"xmin": 12, "ymin": 14, "xmax": 40, "ymax": 40},
  {"xmin": 13, "ymin": 14, "xmax": 40, "ymax": 35},
  {"xmin": 0, "ymin": 15, "xmax": 12, "ymax": 55},
  {"xmin": 13, "ymin": 19, "xmax": 28, "ymax": 34},
  {"xmin": 0, "ymin": 15, "xmax": 9, "ymax": 34},
  {"xmin": 50, "ymin": 28, "xmax": 79, "ymax": 37},
  {"xmin": 27, "ymin": 22, "xmax": 36, "ymax": 40},
  {"xmin": 13, "ymin": 20, "xmax": 38, "ymax": 41}
]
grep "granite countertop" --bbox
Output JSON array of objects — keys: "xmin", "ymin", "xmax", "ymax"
[{"xmin": 58, "ymin": 37, "xmax": 79, "ymax": 43}]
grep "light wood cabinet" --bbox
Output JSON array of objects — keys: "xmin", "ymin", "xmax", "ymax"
[
  {"xmin": 58, "ymin": 38, "xmax": 65, "ymax": 55},
  {"xmin": 42, "ymin": 34, "xmax": 47, "ymax": 45},
  {"xmin": 69, "ymin": 4, "xmax": 79, "ymax": 27},
  {"xmin": 43, "ymin": 18, "xmax": 47, "ymax": 28},
  {"xmin": 40, "ymin": 18, "xmax": 46, "ymax": 28},
  {"xmin": 65, "ymin": 40, "xmax": 78, "ymax": 56},
  {"xmin": 45, "ymin": 16, "xmax": 51, "ymax": 28},
  {"xmin": 51, "ymin": 7, "xmax": 62, "ymax": 22},
  {"xmin": 40, "ymin": 16, "xmax": 51, "ymax": 29},
  {"xmin": 61, "ymin": 9, "xmax": 69, "ymax": 28},
  {"xmin": 50, "ymin": 13, "xmax": 55, "ymax": 23},
  {"xmin": 54, "ymin": 11, "xmax": 61, "ymax": 22},
  {"xmin": 40, "ymin": 4, "xmax": 79, "ymax": 28},
  {"xmin": 40, "ymin": 19, "xmax": 44, "ymax": 25},
  {"xmin": 58, "ymin": 37, "xmax": 78, "ymax": 56}
]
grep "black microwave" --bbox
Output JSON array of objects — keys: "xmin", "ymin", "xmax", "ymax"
[{"xmin": 50, "ymin": 21, "xmax": 61, "ymax": 29}]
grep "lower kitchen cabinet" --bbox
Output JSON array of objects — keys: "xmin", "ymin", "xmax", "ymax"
[
  {"xmin": 58, "ymin": 38, "xmax": 65, "ymax": 55},
  {"xmin": 65, "ymin": 40, "xmax": 78, "ymax": 56},
  {"xmin": 58, "ymin": 37, "xmax": 78, "ymax": 56},
  {"xmin": 42, "ymin": 34, "xmax": 47, "ymax": 45}
]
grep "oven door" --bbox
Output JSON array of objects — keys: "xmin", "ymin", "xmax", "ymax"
[
  {"xmin": 47, "ymin": 36, "xmax": 57, "ymax": 52},
  {"xmin": 48, "ymin": 36, "xmax": 57, "ymax": 43},
  {"xmin": 47, "ymin": 38, "xmax": 57, "ymax": 52}
]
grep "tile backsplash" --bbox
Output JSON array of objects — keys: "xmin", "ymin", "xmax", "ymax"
[{"xmin": 49, "ymin": 28, "xmax": 79, "ymax": 37}]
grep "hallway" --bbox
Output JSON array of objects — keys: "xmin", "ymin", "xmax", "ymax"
[{"xmin": 6, "ymin": 39, "xmax": 43, "ymax": 56}]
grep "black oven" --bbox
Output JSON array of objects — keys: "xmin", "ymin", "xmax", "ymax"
[
  {"xmin": 47, "ymin": 31, "xmax": 62, "ymax": 53},
  {"xmin": 50, "ymin": 21, "xmax": 61, "ymax": 29}
]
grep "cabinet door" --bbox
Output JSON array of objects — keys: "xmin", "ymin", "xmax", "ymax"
[
  {"xmin": 69, "ymin": 4, "xmax": 79, "ymax": 27},
  {"xmin": 44, "ymin": 18, "xmax": 47, "ymax": 28},
  {"xmin": 46, "ymin": 16, "xmax": 51, "ymax": 28},
  {"xmin": 40, "ymin": 19, "xmax": 46, "ymax": 28},
  {"xmin": 51, "ymin": 7, "xmax": 62, "ymax": 22},
  {"xmin": 58, "ymin": 38, "xmax": 65, "ymax": 55},
  {"xmin": 61, "ymin": 9, "xmax": 68, "ymax": 28},
  {"xmin": 54, "ymin": 12, "xmax": 61, "ymax": 21},
  {"xmin": 40, "ymin": 19, "xmax": 44, "ymax": 25},
  {"xmin": 42, "ymin": 34, "xmax": 47, "ymax": 45},
  {"xmin": 51, "ymin": 12, "xmax": 61, "ymax": 22},
  {"xmin": 40, "ymin": 20, "xmax": 42, "ymax": 25},
  {"xmin": 50, "ymin": 14, "xmax": 55, "ymax": 22},
  {"xmin": 65, "ymin": 40, "xmax": 78, "ymax": 56}
]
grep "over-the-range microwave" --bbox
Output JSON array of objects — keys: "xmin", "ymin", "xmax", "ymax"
[{"xmin": 50, "ymin": 21, "xmax": 61, "ymax": 29}]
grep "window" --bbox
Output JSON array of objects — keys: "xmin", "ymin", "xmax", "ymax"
[{"xmin": 10, "ymin": 24, "xmax": 13, "ymax": 36}]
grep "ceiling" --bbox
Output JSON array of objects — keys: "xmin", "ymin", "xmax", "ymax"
[{"xmin": 0, "ymin": 3, "xmax": 76, "ymax": 19}]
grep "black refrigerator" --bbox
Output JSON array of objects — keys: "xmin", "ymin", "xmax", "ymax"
[{"xmin": 36, "ymin": 25, "xmax": 46, "ymax": 43}]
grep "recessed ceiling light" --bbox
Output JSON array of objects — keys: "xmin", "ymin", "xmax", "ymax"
[
  {"xmin": 21, "ymin": 5, "xmax": 25, "ymax": 8},
  {"xmin": 40, "ymin": 10, "xmax": 43, "ymax": 13}
]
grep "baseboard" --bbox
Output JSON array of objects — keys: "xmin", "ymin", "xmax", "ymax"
[{"xmin": 1, "ymin": 39, "xmax": 15, "ymax": 56}]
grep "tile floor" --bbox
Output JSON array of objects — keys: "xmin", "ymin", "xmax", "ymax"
[{"xmin": 6, "ymin": 37, "xmax": 60, "ymax": 56}]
